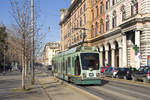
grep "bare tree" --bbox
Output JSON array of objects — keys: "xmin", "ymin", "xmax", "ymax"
[
  {"xmin": 10, "ymin": 0, "xmax": 32, "ymax": 90},
  {"xmin": 9, "ymin": 0, "xmax": 46, "ymax": 89}
]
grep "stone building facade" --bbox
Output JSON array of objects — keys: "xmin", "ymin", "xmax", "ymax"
[
  {"xmin": 60, "ymin": 0, "xmax": 150, "ymax": 69},
  {"xmin": 60, "ymin": 0, "xmax": 91, "ymax": 51},
  {"xmin": 41, "ymin": 42, "xmax": 60, "ymax": 65}
]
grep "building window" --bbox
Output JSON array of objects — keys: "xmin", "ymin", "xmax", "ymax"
[
  {"xmin": 84, "ymin": 14, "xmax": 86, "ymax": 24},
  {"xmin": 96, "ymin": 6, "xmax": 99, "ymax": 17},
  {"xmin": 100, "ymin": 19, "xmax": 104, "ymax": 33},
  {"xmin": 106, "ymin": 0, "xmax": 110, "ymax": 10},
  {"xmin": 91, "ymin": 25, "xmax": 94, "ymax": 38},
  {"xmin": 92, "ymin": 0, "xmax": 94, "ymax": 5},
  {"xmin": 95, "ymin": 22, "xmax": 98, "ymax": 36},
  {"xmin": 121, "ymin": 5, "xmax": 126, "ymax": 21},
  {"xmin": 77, "ymin": 20, "xmax": 79, "ymax": 28},
  {"xmin": 100, "ymin": 2, "xmax": 104, "ymax": 15},
  {"xmin": 112, "ymin": 0, "xmax": 115, "ymax": 5},
  {"xmin": 92, "ymin": 10, "xmax": 94, "ymax": 21},
  {"xmin": 80, "ymin": 17, "xmax": 82, "ymax": 27},
  {"xmin": 80, "ymin": 8, "xmax": 82, "ymax": 15},
  {"xmin": 112, "ymin": 11, "xmax": 117, "ymax": 28},
  {"xmin": 106, "ymin": 15, "xmax": 109, "ymax": 31},
  {"xmin": 131, "ymin": 0, "xmax": 138, "ymax": 16},
  {"xmin": 84, "ymin": 4, "xmax": 86, "ymax": 11}
]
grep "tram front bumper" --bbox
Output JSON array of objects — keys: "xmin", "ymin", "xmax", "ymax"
[{"xmin": 74, "ymin": 78, "xmax": 102, "ymax": 85}]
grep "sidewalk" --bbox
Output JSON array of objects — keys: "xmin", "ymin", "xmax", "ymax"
[
  {"xmin": 36, "ymin": 71, "xmax": 100, "ymax": 100},
  {"xmin": 0, "ymin": 70, "xmax": 101, "ymax": 100},
  {"xmin": 0, "ymin": 71, "xmax": 49, "ymax": 100}
]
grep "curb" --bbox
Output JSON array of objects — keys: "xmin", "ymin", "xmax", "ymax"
[
  {"xmin": 35, "ymin": 73, "xmax": 52, "ymax": 100},
  {"xmin": 104, "ymin": 77, "xmax": 150, "ymax": 88},
  {"xmin": 39, "ymin": 71, "xmax": 104, "ymax": 100},
  {"xmin": 56, "ymin": 78, "xmax": 104, "ymax": 100}
]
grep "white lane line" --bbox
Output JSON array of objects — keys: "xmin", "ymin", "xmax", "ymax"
[
  {"xmin": 92, "ymin": 86, "xmax": 141, "ymax": 100},
  {"xmin": 104, "ymin": 85, "xmax": 150, "ymax": 98}
]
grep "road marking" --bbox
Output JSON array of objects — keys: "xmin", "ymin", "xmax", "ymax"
[
  {"xmin": 104, "ymin": 85, "xmax": 150, "ymax": 98},
  {"xmin": 92, "ymin": 86, "xmax": 141, "ymax": 100},
  {"xmin": 103, "ymin": 77, "xmax": 150, "ymax": 87}
]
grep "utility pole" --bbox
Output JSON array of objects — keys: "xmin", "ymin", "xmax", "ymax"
[{"xmin": 31, "ymin": 0, "xmax": 35, "ymax": 85}]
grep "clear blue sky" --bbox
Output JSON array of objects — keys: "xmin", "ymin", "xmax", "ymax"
[{"xmin": 0, "ymin": 0, "xmax": 71, "ymax": 43}]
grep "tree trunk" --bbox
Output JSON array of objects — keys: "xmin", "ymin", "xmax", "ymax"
[{"xmin": 21, "ymin": 50, "xmax": 25, "ymax": 90}]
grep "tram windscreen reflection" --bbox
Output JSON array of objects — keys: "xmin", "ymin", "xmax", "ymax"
[{"xmin": 81, "ymin": 53, "xmax": 99, "ymax": 70}]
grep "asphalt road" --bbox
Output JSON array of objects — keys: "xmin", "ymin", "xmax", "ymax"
[
  {"xmin": 79, "ymin": 79, "xmax": 150, "ymax": 100},
  {"xmin": 41, "ymin": 67, "xmax": 150, "ymax": 100}
]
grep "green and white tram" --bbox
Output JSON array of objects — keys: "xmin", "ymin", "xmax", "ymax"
[{"xmin": 52, "ymin": 46, "xmax": 102, "ymax": 85}]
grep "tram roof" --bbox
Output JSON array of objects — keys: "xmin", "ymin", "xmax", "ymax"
[{"xmin": 54, "ymin": 46, "xmax": 99, "ymax": 58}]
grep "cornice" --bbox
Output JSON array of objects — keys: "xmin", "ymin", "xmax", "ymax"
[
  {"xmin": 88, "ymin": 28, "xmax": 121, "ymax": 43},
  {"xmin": 60, "ymin": 0, "xmax": 81, "ymax": 25}
]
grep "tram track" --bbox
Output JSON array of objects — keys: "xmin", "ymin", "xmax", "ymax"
[
  {"xmin": 69, "ymin": 79, "xmax": 150, "ymax": 100},
  {"xmin": 42, "ymin": 68, "xmax": 150, "ymax": 100}
]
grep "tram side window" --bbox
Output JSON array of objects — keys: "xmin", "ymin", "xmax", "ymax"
[
  {"xmin": 75, "ymin": 56, "xmax": 81, "ymax": 76},
  {"xmin": 61, "ymin": 61, "xmax": 63, "ymax": 73},
  {"xmin": 72, "ymin": 57, "xmax": 75, "ymax": 74},
  {"xmin": 66, "ymin": 60, "xmax": 68, "ymax": 74},
  {"xmin": 68, "ymin": 57, "xmax": 71, "ymax": 72},
  {"xmin": 63, "ymin": 60, "xmax": 65, "ymax": 73}
]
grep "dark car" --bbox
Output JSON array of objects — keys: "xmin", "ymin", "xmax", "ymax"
[
  {"xmin": 117, "ymin": 68, "xmax": 133, "ymax": 80},
  {"xmin": 46, "ymin": 65, "xmax": 52, "ymax": 70},
  {"xmin": 132, "ymin": 66, "xmax": 150, "ymax": 83},
  {"xmin": 103, "ymin": 67, "xmax": 119, "ymax": 78}
]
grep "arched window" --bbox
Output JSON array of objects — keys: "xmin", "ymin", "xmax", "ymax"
[
  {"xmin": 96, "ymin": 6, "xmax": 99, "ymax": 17},
  {"xmin": 106, "ymin": 15, "xmax": 109, "ymax": 31},
  {"xmin": 121, "ymin": 5, "xmax": 126, "ymax": 21},
  {"xmin": 112, "ymin": 10, "xmax": 117, "ymax": 28},
  {"xmin": 100, "ymin": 2, "xmax": 104, "ymax": 15}
]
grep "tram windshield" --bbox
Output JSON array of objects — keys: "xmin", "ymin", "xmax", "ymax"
[{"xmin": 80, "ymin": 53, "xmax": 99, "ymax": 70}]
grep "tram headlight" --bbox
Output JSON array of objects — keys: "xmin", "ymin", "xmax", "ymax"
[
  {"xmin": 96, "ymin": 73, "xmax": 100, "ymax": 77},
  {"xmin": 83, "ymin": 73, "xmax": 86, "ymax": 78}
]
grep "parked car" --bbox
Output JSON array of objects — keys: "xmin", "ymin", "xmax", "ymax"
[
  {"xmin": 117, "ymin": 68, "xmax": 133, "ymax": 80},
  {"xmin": 103, "ymin": 67, "xmax": 119, "ymax": 78},
  {"xmin": 100, "ymin": 66, "xmax": 111, "ymax": 73},
  {"xmin": 132, "ymin": 66, "xmax": 150, "ymax": 83},
  {"xmin": 100, "ymin": 67, "xmax": 107, "ymax": 73}
]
